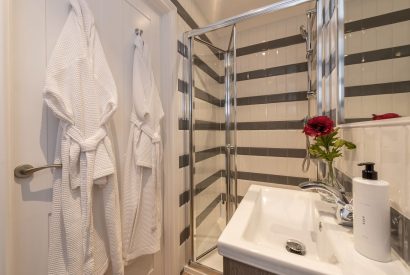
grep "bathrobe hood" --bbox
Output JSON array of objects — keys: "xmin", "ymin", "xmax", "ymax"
[{"xmin": 44, "ymin": 0, "xmax": 123, "ymax": 274}]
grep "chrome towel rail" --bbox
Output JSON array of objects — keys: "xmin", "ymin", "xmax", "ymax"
[{"xmin": 14, "ymin": 164, "xmax": 62, "ymax": 178}]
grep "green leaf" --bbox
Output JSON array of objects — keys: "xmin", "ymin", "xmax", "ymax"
[{"xmin": 343, "ymin": 140, "xmax": 356, "ymax": 149}]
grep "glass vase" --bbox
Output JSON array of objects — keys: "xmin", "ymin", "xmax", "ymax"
[{"xmin": 322, "ymin": 160, "xmax": 343, "ymax": 191}]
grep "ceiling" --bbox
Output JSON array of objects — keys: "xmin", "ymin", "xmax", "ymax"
[
  {"xmin": 190, "ymin": 0, "xmax": 315, "ymax": 44},
  {"xmin": 191, "ymin": 0, "xmax": 286, "ymax": 24}
]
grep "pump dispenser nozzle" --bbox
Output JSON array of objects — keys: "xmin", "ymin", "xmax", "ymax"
[{"xmin": 358, "ymin": 162, "xmax": 378, "ymax": 180}]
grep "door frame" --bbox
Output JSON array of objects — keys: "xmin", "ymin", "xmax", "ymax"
[
  {"xmin": 0, "ymin": 0, "xmax": 179, "ymax": 274},
  {"xmin": 0, "ymin": 0, "xmax": 13, "ymax": 274}
]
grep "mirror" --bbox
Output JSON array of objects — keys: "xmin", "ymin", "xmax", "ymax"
[{"xmin": 340, "ymin": 0, "xmax": 410, "ymax": 124}]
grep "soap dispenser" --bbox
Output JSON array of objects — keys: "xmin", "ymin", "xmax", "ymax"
[{"xmin": 353, "ymin": 162, "xmax": 391, "ymax": 262}]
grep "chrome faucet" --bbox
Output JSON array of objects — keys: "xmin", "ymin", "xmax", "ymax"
[{"xmin": 299, "ymin": 181, "xmax": 353, "ymax": 227}]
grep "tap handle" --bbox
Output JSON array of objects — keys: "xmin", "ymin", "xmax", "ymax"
[{"xmin": 337, "ymin": 203, "xmax": 354, "ymax": 227}]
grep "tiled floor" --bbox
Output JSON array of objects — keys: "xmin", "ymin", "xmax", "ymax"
[{"xmin": 197, "ymin": 249, "xmax": 223, "ymax": 273}]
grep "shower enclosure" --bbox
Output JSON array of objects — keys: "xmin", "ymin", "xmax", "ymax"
[
  {"xmin": 184, "ymin": 0, "xmax": 323, "ymax": 272},
  {"xmin": 186, "ymin": 24, "xmax": 238, "ymax": 268}
]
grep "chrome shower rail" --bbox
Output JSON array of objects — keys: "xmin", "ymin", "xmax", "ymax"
[{"xmin": 186, "ymin": 0, "xmax": 314, "ymax": 38}]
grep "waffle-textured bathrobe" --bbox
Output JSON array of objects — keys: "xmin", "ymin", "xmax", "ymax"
[
  {"xmin": 44, "ymin": 0, "xmax": 123, "ymax": 274},
  {"xmin": 121, "ymin": 35, "xmax": 164, "ymax": 263}
]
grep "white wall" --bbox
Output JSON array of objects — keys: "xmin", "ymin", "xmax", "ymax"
[{"xmin": 6, "ymin": 0, "xmax": 177, "ymax": 274}]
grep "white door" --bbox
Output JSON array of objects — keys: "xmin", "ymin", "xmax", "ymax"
[{"xmin": 4, "ymin": 0, "xmax": 176, "ymax": 274}]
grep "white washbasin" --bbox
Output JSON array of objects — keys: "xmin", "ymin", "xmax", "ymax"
[{"xmin": 218, "ymin": 185, "xmax": 409, "ymax": 275}]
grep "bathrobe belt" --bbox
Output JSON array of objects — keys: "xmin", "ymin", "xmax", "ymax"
[
  {"xmin": 130, "ymin": 113, "xmax": 161, "ymax": 145},
  {"xmin": 62, "ymin": 123, "xmax": 115, "ymax": 274}
]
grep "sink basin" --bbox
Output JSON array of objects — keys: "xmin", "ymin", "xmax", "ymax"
[{"xmin": 218, "ymin": 185, "xmax": 409, "ymax": 275}]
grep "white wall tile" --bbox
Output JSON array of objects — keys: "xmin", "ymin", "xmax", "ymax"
[
  {"xmin": 237, "ymin": 155, "xmax": 287, "ymax": 175},
  {"xmin": 379, "ymin": 126, "xmax": 407, "ymax": 212},
  {"xmin": 345, "ymin": 64, "xmax": 362, "ymax": 86},
  {"xmin": 361, "ymin": 62, "xmax": 377, "ymax": 84},
  {"xmin": 361, "ymin": 0, "xmax": 378, "ymax": 19},
  {"xmin": 345, "ymin": 31, "xmax": 362, "ymax": 54},
  {"xmin": 392, "ymin": 93, "xmax": 410, "ymax": 117},
  {"xmin": 345, "ymin": 96, "xmax": 363, "ymax": 118},
  {"xmin": 345, "ymin": 0, "xmax": 363, "ymax": 22},
  {"xmin": 405, "ymin": 125, "xmax": 410, "ymax": 217},
  {"xmin": 393, "ymin": 57, "xmax": 410, "ymax": 82},
  {"xmin": 376, "ymin": 0, "xmax": 393, "ymax": 15},
  {"xmin": 376, "ymin": 59, "xmax": 393, "ymax": 83},
  {"xmin": 393, "ymin": 0, "xmax": 410, "ymax": 11},
  {"xmin": 393, "ymin": 21, "xmax": 410, "ymax": 47},
  {"xmin": 376, "ymin": 94, "xmax": 394, "ymax": 115},
  {"xmin": 361, "ymin": 95, "xmax": 378, "ymax": 119},
  {"xmin": 376, "ymin": 24, "xmax": 393, "ymax": 49}
]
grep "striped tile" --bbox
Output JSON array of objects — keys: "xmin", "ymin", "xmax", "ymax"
[
  {"xmin": 345, "ymin": 8, "xmax": 410, "ymax": 34},
  {"xmin": 237, "ymin": 62, "xmax": 308, "ymax": 81},
  {"xmin": 179, "ymin": 190, "xmax": 190, "ymax": 206},
  {"xmin": 345, "ymin": 81, "xmax": 410, "ymax": 97},
  {"xmin": 195, "ymin": 120, "xmax": 222, "ymax": 130},
  {"xmin": 237, "ymin": 120, "xmax": 304, "ymax": 130},
  {"xmin": 178, "ymin": 118, "xmax": 189, "ymax": 130},
  {"xmin": 178, "ymin": 79, "xmax": 188, "ymax": 94},
  {"xmin": 236, "ymin": 91, "xmax": 307, "ymax": 106},
  {"xmin": 345, "ymin": 44, "xmax": 410, "ymax": 66},
  {"xmin": 179, "ymin": 154, "xmax": 189, "ymax": 168},
  {"xmin": 236, "ymin": 35, "xmax": 305, "ymax": 57},
  {"xmin": 196, "ymin": 195, "xmax": 221, "ymax": 227},
  {"xmin": 177, "ymin": 40, "xmax": 187, "ymax": 57},
  {"xmin": 180, "ymin": 225, "xmax": 190, "ymax": 245},
  {"xmin": 195, "ymin": 87, "xmax": 222, "ymax": 107},
  {"xmin": 236, "ymin": 147, "xmax": 306, "ymax": 158},
  {"xmin": 194, "ymin": 55, "xmax": 224, "ymax": 84},
  {"xmin": 195, "ymin": 147, "xmax": 222, "ymax": 162},
  {"xmin": 236, "ymin": 171, "xmax": 308, "ymax": 186},
  {"xmin": 195, "ymin": 170, "xmax": 223, "ymax": 196}
]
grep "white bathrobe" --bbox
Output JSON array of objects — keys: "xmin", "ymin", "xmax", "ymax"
[
  {"xmin": 44, "ymin": 0, "xmax": 123, "ymax": 274},
  {"xmin": 122, "ymin": 35, "xmax": 164, "ymax": 263}
]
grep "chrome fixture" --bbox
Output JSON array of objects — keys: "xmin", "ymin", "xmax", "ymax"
[
  {"xmin": 286, "ymin": 239, "xmax": 306, "ymax": 256},
  {"xmin": 299, "ymin": 181, "xmax": 353, "ymax": 227},
  {"xmin": 299, "ymin": 25, "xmax": 308, "ymax": 39},
  {"xmin": 135, "ymin": 28, "xmax": 143, "ymax": 36},
  {"xmin": 186, "ymin": 0, "xmax": 313, "ymax": 38},
  {"xmin": 301, "ymin": 8, "xmax": 317, "ymax": 173},
  {"xmin": 14, "ymin": 163, "xmax": 62, "ymax": 178}
]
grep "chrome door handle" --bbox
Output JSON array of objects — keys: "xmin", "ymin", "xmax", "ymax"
[{"xmin": 14, "ymin": 164, "xmax": 62, "ymax": 178}]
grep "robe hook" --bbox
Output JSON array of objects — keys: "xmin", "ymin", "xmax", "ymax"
[{"xmin": 135, "ymin": 28, "xmax": 143, "ymax": 36}]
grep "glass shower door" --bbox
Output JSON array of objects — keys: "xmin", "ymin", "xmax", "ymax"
[{"xmin": 187, "ymin": 24, "xmax": 238, "ymax": 271}]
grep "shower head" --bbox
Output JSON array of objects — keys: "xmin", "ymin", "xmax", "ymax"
[{"xmin": 300, "ymin": 25, "xmax": 308, "ymax": 40}]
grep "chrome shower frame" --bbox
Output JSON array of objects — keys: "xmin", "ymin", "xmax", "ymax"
[
  {"xmin": 337, "ymin": 0, "xmax": 345, "ymax": 124},
  {"xmin": 301, "ymin": 8, "xmax": 318, "ymax": 174},
  {"xmin": 186, "ymin": 0, "xmax": 314, "ymax": 38},
  {"xmin": 185, "ymin": 0, "xmax": 319, "ymax": 269}
]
